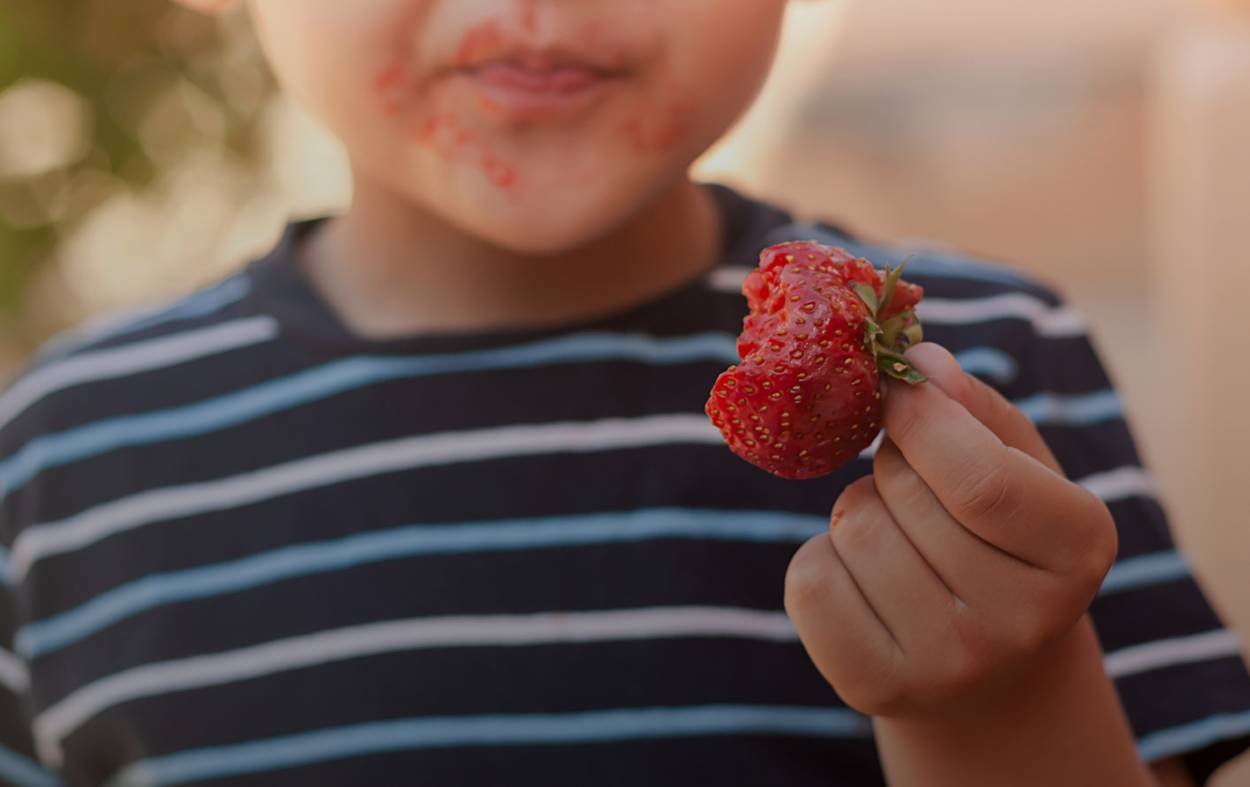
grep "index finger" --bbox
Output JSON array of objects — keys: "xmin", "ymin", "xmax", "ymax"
[{"xmin": 881, "ymin": 365, "xmax": 1095, "ymax": 572}]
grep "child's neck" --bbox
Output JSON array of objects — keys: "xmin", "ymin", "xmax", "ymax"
[{"xmin": 301, "ymin": 174, "xmax": 722, "ymax": 339}]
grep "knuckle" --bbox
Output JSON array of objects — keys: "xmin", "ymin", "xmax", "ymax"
[
  {"xmin": 833, "ymin": 503, "xmax": 889, "ymax": 554},
  {"xmin": 877, "ymin": 449, "xmax": 927, "ymax": 505},
  {"xmin": 940, "ymin": 631, "xmax": 993, "ymax": 697},
  {"xmin": 841, "ymin": 474, "xmax": 878, "ymax": 504},
  {"xmin": 832, "ymin": 478, "xmax": 889, "ymax": 549},
  {"xmin": 783, "ymin": 535, "xmax": 833, "ymax": 615},
  {"xmin": 1074, "ymin": 494, "xmax": 1119, "ymax": 590},
  {"xmin": 947, "ymin": 651, "xmax": 991, "ymax": 697},
  {"xmin": 950, "ymin": 459, "xmax": 1012, "ymax": 522},
  {"xmin": 1007, "ymin": 602, "xmax": 1065, "ymax": 654}
]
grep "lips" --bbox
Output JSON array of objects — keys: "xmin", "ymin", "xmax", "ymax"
[
  {"xmin": 457, "ymin": 54, "xmax": 619, "ymax": 119},
  {"xmin": 473, "ymin": 61, "xmax": 601, "ymax": 95}
]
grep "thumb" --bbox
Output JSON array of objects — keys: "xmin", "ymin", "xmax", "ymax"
[{"xmin": 901, "ymin": 343, "xmax": 1063, "ymax": 474}]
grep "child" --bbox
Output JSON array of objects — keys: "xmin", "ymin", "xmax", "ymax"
[{"xmin": 1, "ymin": 1, "xmax": 1247, "ymax": 784}]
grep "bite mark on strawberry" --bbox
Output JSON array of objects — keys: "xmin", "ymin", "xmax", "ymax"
[{"xmin": 706, "ymin": 241, "xmax": 927, "ymax": 480}]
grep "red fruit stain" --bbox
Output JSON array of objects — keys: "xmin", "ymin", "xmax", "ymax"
[
  {"xmin": 475, "ymin": 93, "xmax": 506, "ymax": 116},
  {"xmin": 623, "ymin": 93, "xmax": 695, "ymax": 154},
  {"xmin": 481, "ymin": 154, "xmax": 518, "ymax": 188},
  {"xmin": 413, "ymin": 112, "xmax": 520, "ymax": 192},
  {"xmin": 414, "ymin": 114, "xmax": 474, "ymax": 149},
  {"xmin": 372, "ymin": 60, "xmax": 409, "ymax": 117},
  {"xmin": 373, "ymin": 62, "xmax": 405, "ymax": 93},
  {"xmin": 414, "ymin": 115, "xmax": 445, "ymax": 147},
  {"xmin": 455, "ymin": 21, "xmax": 504, "ymax": 67}
]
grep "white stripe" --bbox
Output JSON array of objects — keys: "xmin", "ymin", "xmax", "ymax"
[
  {"xmin": 0, "ymin": 648, "xmax": 29, "ymax": 694},
  {"xmin": 707, "ymin": 267, "xmax": 751, "ymax": 294},
  {"xmin": 9, "ymin": 414, "xmax": 721, "ymax": 581},
  {"xmin": 1078, "ymin": 466, "xmax": 1158, "ymax": 503},
  {"xmin": 707, "ymin": 268, "xmax": 1086, "ymax": 338},
  {"xmin": 918, "ymin": 295, "xmax": 1086, "ymax": 337},
  {"xmin": 858, "ymin": 431, "xmax": 885, "ymax": 460},
  {"xmin": 0, "ymin": 317, "xmax": 279, "ymax": 432},
  {"xmin": 1104, "ymin": 629, "xmax": 1244, "ymax": 680},
  {"xmin": 34, "ymin": 606, "xmax": 796, "ymax": 765}
]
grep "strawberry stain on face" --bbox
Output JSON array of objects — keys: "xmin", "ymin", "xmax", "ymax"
[
  {"xmin": 622, "ymin": 92, "xmax": 695, "ymax": 155},
  {"xmin": 481, "ymin": 154, "xmax": 518, "ymax": 188},
  {"xmin": 455, "ymin": 21, "xmax": 504, "ymax": 67},
  {"xmin": 373, "ymin": 60, "xmax": 411, "ymax": 117},
  {"xmin": 412, "ymin": 113, "xmax": 521, "ymax": 193},
  {"xmin": 369, "ymin": 18, "xmax": 521, "ymax": 195},
  {"xmin": 373, "ymin": 63, "xmax": 405, "ymax": 93}
]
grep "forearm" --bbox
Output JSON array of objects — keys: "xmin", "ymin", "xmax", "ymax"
[{"xmin": 873, "ymin": 616, "xmax": 1156, "ymax": 787}]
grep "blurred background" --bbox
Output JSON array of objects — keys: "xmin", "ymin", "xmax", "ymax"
[{"xmin": 1, "ymin": 0, "xmax": 1249, "ymax": 779}]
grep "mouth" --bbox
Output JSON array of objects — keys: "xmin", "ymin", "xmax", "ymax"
[
  {"xmin": 443, "ymin": 20, "xmax": 631, "ymax": 120},
  {"xmin": 460, "ymin": 56, "xmax": 619, "ymax": 118}
]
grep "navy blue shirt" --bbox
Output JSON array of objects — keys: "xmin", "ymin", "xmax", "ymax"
[{"xmin": 1, "ymin": 185, "xmax": 1247, "ymax": 786}]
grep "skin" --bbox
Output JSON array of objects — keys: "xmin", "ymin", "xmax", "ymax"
[
  {"xmin": 182, "ymin": 0, "xmax": 786, "ymax": 338},
  {"xmin": 179, "ymin": 1, "xmax": 1194, "ymax": 784}
]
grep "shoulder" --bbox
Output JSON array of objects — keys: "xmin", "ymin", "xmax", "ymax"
[
  {"xmin": 0, "ymin": 269, "xmax": 275, "ymax": 451},
  {"xmin": 27, "ymin": 270, "xmax": 260, "ymax": 365}
]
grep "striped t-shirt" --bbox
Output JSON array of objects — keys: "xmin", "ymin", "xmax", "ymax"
[{"xmin": 1, "ymin": 184, "xmax": 1248, "ymax": 787}]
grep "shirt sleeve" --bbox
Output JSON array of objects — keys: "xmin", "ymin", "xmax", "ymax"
[{"xmin": 1017, "ymin": 301, "xmax": 1250, "ymax": 783}]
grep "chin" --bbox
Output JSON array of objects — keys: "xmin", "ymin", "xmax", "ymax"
[
  {"xmin": 467, "ymin": 215, "xmax": 611, "ymax": 256},
  {"xmin": 456, "ymin": 191, "xmax": 642, "ymax": 257}
]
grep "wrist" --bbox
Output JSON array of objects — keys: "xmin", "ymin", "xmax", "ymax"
[{"xmin": 872, "ymin": 618, "xmax": 1154, "ymax": 787}]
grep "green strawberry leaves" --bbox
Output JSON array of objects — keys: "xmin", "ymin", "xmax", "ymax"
[
  {"xmin": 855, "ymin": 262, "xmax": 928, "ymax": 385},
  {"xmin": 852, "ymin": 282, "xmax": 879, "ymax": 314},
  {"xmin": 875, "ymin": 348, "xmax": 929, "ymax": 384}
]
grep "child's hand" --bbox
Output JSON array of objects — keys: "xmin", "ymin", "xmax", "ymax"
[{"xmin": 784, "ymin": 343, "xmax": 1118, "ymax": 718}]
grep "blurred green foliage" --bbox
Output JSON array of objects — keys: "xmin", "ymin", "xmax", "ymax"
[{"xmin": 0, "ymin": 0, "xmax": 271, "ymax": 352}]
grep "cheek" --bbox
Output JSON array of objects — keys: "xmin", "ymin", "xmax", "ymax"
[{"xmin": 620, "ymin": 87, "xmax": 697, "ymax": 155}]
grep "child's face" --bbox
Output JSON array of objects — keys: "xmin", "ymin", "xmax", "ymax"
[{"xmin": 245, "ymin": 0, "xmax": 787, "ymax": 252}]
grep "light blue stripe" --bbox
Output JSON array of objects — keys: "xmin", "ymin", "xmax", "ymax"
[
  {"xmin": 109, "ymin": 277, "xmax": 253, "ymax": 339},
  {"xmin": 107, "ymin": 704, "xmax": 869, "ymax": 787},
  {"xmin": 0, "ymin": 331, "xmax": 738, "ymax": 498},
  {"xmin": 0, "ymin": 745, "xmax": 61, "ymax": 787},
  {"xmin": 35, "ymin": 277, "xmax": 251, "ymax": 363},
  {"xmin": 0, "ymin": 544, "xmax": 10, "ymax": 586},
  {"xmin": 16, "ymin": 508, "xmax": 825, "ymax": 659},
  {"xmin": 891, "ymin": 250, "xmax": 1038, "ymax": 288},
  {"xmin": 1100, "ymin": 551, "xmax": 1190, "ymax": 596},
  {"xmin": 953, "ymin": 347, "xmax": 1018, "ymax": 385},
  {"xmin": 1138, "ymin": 708, "xmax": 1250, "ymax": 762},
  {"xmin": 1016, "ymin": 389, "xmax": 1123, "ymax": 426}
]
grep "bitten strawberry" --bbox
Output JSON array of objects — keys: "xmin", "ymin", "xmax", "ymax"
[{"xmin": 706, "ymin": 241, "xmax": 926, "ymax": 480}]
